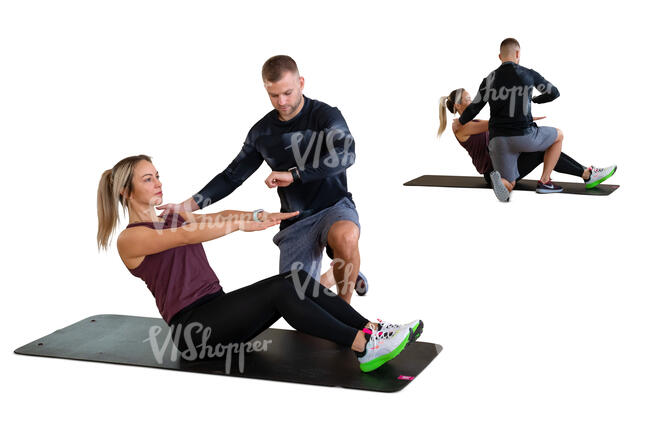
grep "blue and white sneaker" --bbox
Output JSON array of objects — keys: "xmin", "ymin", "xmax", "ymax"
[
  {"xmin": 585, "ymin": 165, "xmax": 617, "ymax": 189},
  {"xmin": 536, "ymin": 179, "xmax": 564, "ymax": 194},
  {"xmin": 489, "ymin": 171, "xmax": 510, "ymax": 202}
]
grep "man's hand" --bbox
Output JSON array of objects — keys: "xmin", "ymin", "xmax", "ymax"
[
  {"xmin": 156, "ymin": 198, "xmax": 199, "ymax": 217},
  {"xmin": 533, "ymin": 116, "xmax": 547, "ymax": 121},
  {"xmin": 265, "ymin": 171, "xmax": 294, "ymax": 188},
  {"xmin": 452, "ymin": 118, "xmax": 460, "ymax": 132},
  {"xmin": 155, "ymin": 203, "xmax": 191, "ymax": 217}
]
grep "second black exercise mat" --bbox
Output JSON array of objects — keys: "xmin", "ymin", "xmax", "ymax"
[
  {"xmin": 404, "ymin": 175, "xmax": 619, "ymax": 195},
  {"xmin": 14, "ymin": 314, "xmax": 441, "ymax": 393}
]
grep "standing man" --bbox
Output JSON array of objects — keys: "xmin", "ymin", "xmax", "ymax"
[
  {"xmin": 459, "ymin": 38, "xmax": 565, "ymax": 202},
  {"xmin": 159, "ymin": 55, "xmax": 366, "ymax": 303}
]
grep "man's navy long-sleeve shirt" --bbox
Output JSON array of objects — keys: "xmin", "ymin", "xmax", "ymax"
[
  {"xmin": 193, "ymin": 96, "xmax": 355, "ymax": 230},
  {"xmin": 459, "ymin": 61, "xmax": 560, "ymax": 138}
]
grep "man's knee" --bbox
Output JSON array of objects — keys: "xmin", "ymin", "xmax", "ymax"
[
  {"xmin": 555, "ymin": 128, "xmax": 564, "ymax": 143},
  {"xmin": 327, "ymin": 221, "xmax": 360, "ymax": 257}
]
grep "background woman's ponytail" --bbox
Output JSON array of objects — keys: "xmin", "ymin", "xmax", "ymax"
[
  {"xmin": 97, "ymin": 155, "xmax": 152, "ymax": 250},
  {"xmin": 437, "ymin": 96, "xmax": 451, "ymax": 138},
  {"xmin": 437, "ymin": 88, "xmax": 465, "ymax": 138}
]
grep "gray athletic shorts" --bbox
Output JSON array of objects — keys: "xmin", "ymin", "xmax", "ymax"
[
  {"xmin": 488, "ymin": 126, "xmax": 559, "ymax": 182},
  {"xmin": 272, "ymin": 197, "xmax": 360, "ymax": 281}
]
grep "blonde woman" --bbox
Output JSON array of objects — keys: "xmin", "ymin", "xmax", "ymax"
[{"xmin": 97, "ymin": 155, "xmax": 422, "ymax": 372}]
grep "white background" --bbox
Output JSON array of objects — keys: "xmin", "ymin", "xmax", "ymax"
[{"xmin": 2, "ymin": 1, "xmax": 648, "ymax": 431}]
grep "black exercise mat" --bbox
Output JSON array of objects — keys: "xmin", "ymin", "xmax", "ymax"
[
  {"xmin": 404, "ymin": 175, "xmax": 619, "ymax": 196},
  {"xmin": 14, "ymin": 314, "xmax": 441, "ymax": 392}
]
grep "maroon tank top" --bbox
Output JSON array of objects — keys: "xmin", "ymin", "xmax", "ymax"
[
  {"xmin": 126, "ymin": 213, "xmax": 222, "ymax": 323},
  {"xmin": 455, "ymin": 121, "xmax": 493, "ymax": 174}
]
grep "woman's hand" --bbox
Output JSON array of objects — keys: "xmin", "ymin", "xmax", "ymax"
[
  {"xmin": 533, "ymin": 116, "xmax": 547, "ymax": 121},
  {"xmin": 258, "ymin": 210, "xmax": 299, "ymax": 222},
  {"xmin": 238, "ymin": 210, "xmax": 299, "ymax": 232}
]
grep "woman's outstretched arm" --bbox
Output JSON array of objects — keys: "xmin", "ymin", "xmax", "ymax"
[
  {"xmin": 174, "ymin": 209, "xmax": 253, "ymax": 224},
  {"xmin": 175, "ymin": 209, "xmax": 295, "ymax": 225},
  {"xmin": 117, "ymin": 211, "xmax": 298, "ymax": 260}
]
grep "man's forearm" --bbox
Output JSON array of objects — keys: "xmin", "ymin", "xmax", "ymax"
[
  {"xmin": 532, "ymin": 86, "xmax": 560, "ymax": 104},
  {"xmin": 193, "ymin": 171, "xmax": 245, "ymax": 210},
  {"xmin": 459, "ymin": 103, "xmax": 481, "ymax": 125}
]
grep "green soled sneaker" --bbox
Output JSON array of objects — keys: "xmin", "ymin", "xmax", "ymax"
[
  {"xmin": 585, "ymin": 165, "xmax": 617, "ymax": 189},
  {"xmin": 357, "ymin": 320, "xmax": 423, "ymax": 373}
]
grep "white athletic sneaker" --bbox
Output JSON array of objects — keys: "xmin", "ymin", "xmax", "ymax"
[
  {"xmin": 489, "ymin": 170, "xmax": 510, "ymax": 202},
  {"xmin": 377, "ymin": 319, "xmax": 422, "ymax": 341},
  {"xmin": 585, "ymin": 165, "xmax": 617, "ymax": 189},
  {"xmin": 357, "ymin": 320, "xmax": 423, "ymax": 372}
]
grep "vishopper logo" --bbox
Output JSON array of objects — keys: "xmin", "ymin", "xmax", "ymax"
[
  {"xmin": 480, "ymin": 70, "xmax": 556, "ymax": 117},
  {"xmin": 287, "ymin": 259, "xmax": 355, "ymax": 299},
  {"xmin": 151, "ymin": 205, "xmax": 258, "ymax": 232},
  {"xmin": 285, "ymin": 128, "xmax": 355, "ymax": 171},
  {"xmin": 143, "ymin": 322, "xmax": 272, "ymax": 374}
]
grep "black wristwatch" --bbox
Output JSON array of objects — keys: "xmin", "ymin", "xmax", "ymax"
[{"xmin": 289, "ymin": 166, "xmax": 301, "ymax": 182}]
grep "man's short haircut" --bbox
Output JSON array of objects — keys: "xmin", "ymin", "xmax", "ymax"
[
  {"xmin": 262, "ymin": 55, "xmax": 299, "ymax": 82},
  {"xmin": 500, "ymin": 38, "xmax": 520, "ymax": 56}
]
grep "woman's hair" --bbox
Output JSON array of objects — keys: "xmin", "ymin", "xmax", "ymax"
[
  {"xmin": 97, "ymin": 154, "xmax": 152, "ymax": 250},
  {"xmin": 437, "ymin": 88, "xmax": 465, "ymax": 138}
]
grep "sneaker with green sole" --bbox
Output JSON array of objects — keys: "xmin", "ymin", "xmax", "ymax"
[
  {"xmin": 585, "ymin": 165, "xmax": 617, "ymax": 189},
  {"xmin": 357, "ymin": 320, "xmax": 423, "ymax": 372}
]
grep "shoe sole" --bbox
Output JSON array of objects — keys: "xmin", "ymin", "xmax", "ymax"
[
  {"xmin": 536, "ymin": 186, "xmax": 564, "ymax": 194},
  {"xmin": 355, "ymin": 272, "xmax": 368, "ymax": 296},
  {"xmin": 586, "ymin": 166, "xmax": 617, "ymax": 189},
  {"xmin": 489, "ymin": 171, "xmax": 510, "ymax": 202},
  {"xmin": 360, "ymin": 320, "xmax": 424, "ymax": 373}
]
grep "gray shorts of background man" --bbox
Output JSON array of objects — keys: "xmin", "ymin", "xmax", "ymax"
[{"xmin": 159, "ymin": 55, "xmax": 365, "ymax": 303}]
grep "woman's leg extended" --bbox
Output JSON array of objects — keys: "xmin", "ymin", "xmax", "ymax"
[
  {"xmin": 554, "ymin": 152, "xmax": 588, "ymax": 178},
  {"xmin": 178, "ymin": 272, "xmax": 368, "ymax": 348},
  {"xmin": 516, "ymin": 152, "xmax": 544, "ymax": 180},
  {"xmin": 286, "ymin": 269, "xmax": 370, "ymax": 329},
  {"xmin": 519, "ymin": 150, "xmax": 587, "ymax": 180}
]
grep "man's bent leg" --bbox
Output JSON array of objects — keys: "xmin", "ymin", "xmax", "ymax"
[
  {"xmin": 326, "ymin": 220, "xmax": 361, "ymax": 304},
  {"xmin": 541, "ymin": 128, "xmax": 563, "ymax": 183}
]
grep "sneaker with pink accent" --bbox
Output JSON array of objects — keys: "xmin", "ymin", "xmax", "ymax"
[
  {"xmin": 585, "ymin": 165, "xmax": 617, "ymax": 189},
  {"xmin": 376, "ymin": 319, "xmax": 423, "ymax": 341},
  {"xmin": 357, "ymin": 320, "xmax": 423, "ymax": 372}
]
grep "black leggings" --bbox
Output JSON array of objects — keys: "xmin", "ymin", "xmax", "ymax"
[
  {"xmin": 484, "ymin": 151, "xmax": 585, "ymax": 183},
  {"xmin": 169, "ymin": 269, "xmax": 369, "ymax": 351}
]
